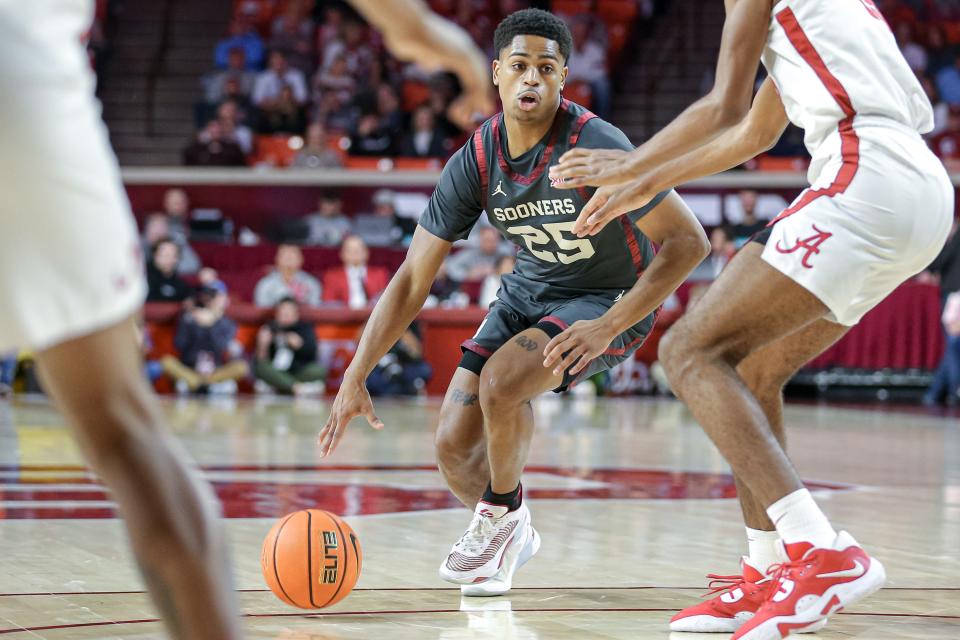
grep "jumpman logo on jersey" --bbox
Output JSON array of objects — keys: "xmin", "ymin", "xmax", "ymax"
[
  {"xmin": 775, "ymin": 224, "xmax": 833, "ymax": 269},
  {"xmin": 492, "ymin": 180, "xmax": 507, "ymax": 197}
]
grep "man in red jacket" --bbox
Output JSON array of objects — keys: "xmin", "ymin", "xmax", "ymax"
[{"xmin": 323, "ymin": 235, "xmax": 390, "ymax": 308}]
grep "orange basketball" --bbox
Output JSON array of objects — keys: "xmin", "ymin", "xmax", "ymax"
[{"xmin": 260, "ymin": 509, "xmax": 362, "ymax": 609}]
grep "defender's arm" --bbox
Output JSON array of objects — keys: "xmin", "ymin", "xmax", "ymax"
[
  {"xmin": 550, "ymin": 0, "xmax": 773, "ymax": 188},
  {"xmin": 573, "ymin": 78, "xmax": 788, "ymax": 236}
]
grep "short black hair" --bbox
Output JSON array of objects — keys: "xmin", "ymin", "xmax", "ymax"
[{"xmin": 493, "ymin": 9, "xmax": 572, "ymax": 64}]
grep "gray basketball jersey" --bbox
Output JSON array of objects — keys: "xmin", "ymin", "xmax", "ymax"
[{"xmin": 419, "ymin": 99, "xmax": 669, "ymax": 299}]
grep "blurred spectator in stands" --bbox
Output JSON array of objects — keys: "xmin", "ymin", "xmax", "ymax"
[
  {"xmin": 305, "ymin": 191, "xmax": 352, "ymax": 246},
  {"xmin": 923, "ymin": 222, "xmax": 960, "ymax": 406},
  {"xmin": 930, "ymin": 106, "xmax": 960, "ymax": 170},
  {"xmin": 313, "ymin": 53, "xmax": 357, "ymax": 111},
  {"xmin": 214, "ymin": 18, "xmax": 265, "ymax": 70},
  {"xmin": 766, "ymin": 123, "xmax": 808, "ymax": 158},
  {"xmin": 935, "ymin": 54, "xmax": 960, "ymax": 105},
  {"xmin": 426, "ymin": 262, "xmax": 467, "ymax": 308},
  {"xmin": 253, "ymin": 51, "xmax": 309, "ymax": 109},
  {"xmin": 141, "ymin": 212, "xmax": 202, "ymax": 276},
  {"xmin": 217, "ymin": 99, "xmax": 254, "ymax": 154},
  {"xmin": 146, "ymin": 239, "xmax": 193, "ymax": 302},
  {"xmin": 480, "ymin": 254, "xmax": 516, "ymax": 308},
  {"xmin": 926, "ymin": 25, "xmax": 956, "ymax": 77},
  {"xmin": 0, "ymin": 351, "xmax": 15, "ymax": 396},
  {"xmin": 353, "ymin": 189, "xmax": 405, "ymax": 247},
  {"xmin": 254, "ymin": 244, "xmax": 322, "ymax": 307},
  {"xmin": 566, "ymin": 17, "xmax": 611, "ymax": 119},
  {"xmin": 254, "ymin": 297, "xmax": 326, "ymax": 396},
  {"xmin": 400, "ymin": 105, "xmax": 450, "ymax": 157},
  {"xmin": 269, "ymin": 5, "xmax": 316, "ymax": 74},
  {"xmin": 690, "ymin": 226, "xmax": 736, "ymax": 281},
  {"xmin": 730, "ymin": 190, "xmax": 767, "ymax": 241},
  {"xmin": 321, "ymin": 19, "xmax": 374, "ymax": 80},
  {"xmin": 316, "ymin": 4, "xmax": 346, "ymax": 48},
  {"xmin": 376, "ymin": 84, "xmax": 404, "ymax": 139},
  {"xmin": 257, "ymin": 84, "xmax": 308, "ymax": 134},
  {"xmin": 161, "ymin": 284, "xmax": 248, "ymax": 394},
  {"xmin": 293, "ymin": 123, "xmax": 344, "ymax": 168},
  {"xmin": 896, "ymin": 23, "xmax": 927, "ymax": 73},
  {"xmin": 184, "ymin": 120, "xmax": 247, "ymax": 166},
  {"xmin": 205, "ymin": 48, "xmax": 257, "ymax": 106},
  {"xmin": 923, "ymin": 76, "xmax": 950, "ymax": 137},
  {"xmin": 365, "ymin": 322, "xmax": 432, "ymax": 396},
  {"xmin": 350, "ymin": 112, "xmax": 396, "ymax": 156},
  {"xmin": 323, "ymin": 235, "xmax": 390, "ymax": 308},
  {"xmin": 446, "ymin": 226, "xmax": 509, "ymax": 282}
]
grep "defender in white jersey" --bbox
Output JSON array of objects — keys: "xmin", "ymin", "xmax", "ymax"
[{"xmin": 546, "ymin": 0, "xmax": 952, "ymax": 638}]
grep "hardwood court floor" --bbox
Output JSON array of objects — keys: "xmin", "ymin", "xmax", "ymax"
[{"xmin": 0, "ymin": 395, "xmax": 957, "ymax": 638}]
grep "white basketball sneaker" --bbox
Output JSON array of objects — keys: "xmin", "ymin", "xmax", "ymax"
[
  {"xmin": 439, "ymin": 500, "xmax": 532, "ymax": 587},
  {"xmin": 461, "ymin": 524, "xmax": 541, "ymax": 596}
]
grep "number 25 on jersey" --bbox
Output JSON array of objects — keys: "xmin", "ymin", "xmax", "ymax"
[{"xmin": 507, "ymin": 221, "xmax": 596, "ymax": 264}]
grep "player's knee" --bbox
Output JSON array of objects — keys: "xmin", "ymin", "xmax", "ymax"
[
  {"xmin": 72, "ymin": 385, "xmax": 163, "ymax": 473},
  {"xmin": 738, "ymin": 359, "xmax": 791, "ymax": 398},
  {"xmin": 658, "ymin": 323, "xmax": 697, "ymax": 389},
  {"xmin": 478, "ymin": 360, "xmax": 525, "ymax": 414}
]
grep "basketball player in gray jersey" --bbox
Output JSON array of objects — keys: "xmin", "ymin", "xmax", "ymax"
[{"xmin": 319, "ymin": 9, "xmax": 709, "ymax": 595}]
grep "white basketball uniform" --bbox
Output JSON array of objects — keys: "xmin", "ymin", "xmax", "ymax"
[
  {"xmin": 0, "ymin": 0, "xmax": 145, "ymax": 352},
  {"xmin": 760, "ymin": 0, "xmax": 953, "ymax": 326}
]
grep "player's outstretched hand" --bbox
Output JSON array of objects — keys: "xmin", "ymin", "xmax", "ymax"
[
  {"xmin": 548, "ymin": 148, "xmax": 634, "ymax": 188},
  {"xmin": 318, "ymin": 375, "xmax": 384, "ymax": 458},
  {"xmin": 542, "ymin": 318, "xmax": 618, "ymax": 378},
  {"xmin": 573, "ymin": 180, "xmax": 657, "ymax": 237}
]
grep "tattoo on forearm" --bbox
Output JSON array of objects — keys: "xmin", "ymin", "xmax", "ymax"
[
  {"xmin": 452, "ymin": 389, "xmax": 478, "ymax": 406},
  {"xmin": 515, "ymin": 335, "xmax": 538, "ymax": 351}
]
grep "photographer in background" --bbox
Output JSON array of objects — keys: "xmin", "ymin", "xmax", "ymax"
[
  {"xmin": 160, "ymin": 283, "xmax": 248, "ymax": 394},
  {"xmin": 364, "ymin": 321, "xmax": 432, "ymax": 396},
  {"xmin": 254, "ymin": 297, "xmax": 326, "ymax": 396}
]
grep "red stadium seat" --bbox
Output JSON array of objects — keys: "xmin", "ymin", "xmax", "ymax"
[
  {"xmin": 564, "ymin": 81, "xmax": 593, "ymax": 109},
  {"xmin": 606, "ymin": 23, "xmax": 631, "ymax": 60},
  {"xmin": 597, "ymin": 0, "xmax": 639, "ymax": 25},
  {"xmin": 553, "ymin": 0, "xmax": 593, "ymax": 16},
  {"xmin": 250, "ymin": 135, "xmax": 299, "ymax": 167},
  {"xmin": 393, "ymin": 157, "xmax": 443, "ymax": 170},
  {"xmin": 344, "ymin": 156, "xmax": 385, "ymax": 170},
  {"xmin": 754, "ymin": 155, "xmax": 809, "ymax": 172},
  {"xmin": 402, "ymin": 80, "xmax": 432, "ymax": 111}
]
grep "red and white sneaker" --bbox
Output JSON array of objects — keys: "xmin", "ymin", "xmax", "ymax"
[
  {"xmin": 670, "ymin": 558, "xmax": 826, "ymax": 633},
  {"xmin": 438, "ymin": 501, "xmax": 531, "ymax": 586},
  {"xmin": 732, "ymin": 531, "xmax": 886, "ymax": 640},
  {"xmin": 461, "ymin": 525, "xmax": 541, "ymax": 596}
]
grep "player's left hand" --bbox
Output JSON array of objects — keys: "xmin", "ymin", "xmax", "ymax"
[
  {"xmin": 572, "ymin": 180, "xmax": 657, "ymax": 237},
  {"xmin": 548, "ymin": 148, "xmax": 635, "ymax": 188},
  {"xmin": 542, "ymin": 319, "xmax": 618, "ymax": 378}
]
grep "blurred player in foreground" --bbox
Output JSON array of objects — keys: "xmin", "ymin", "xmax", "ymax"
[
  {"xmin": 548, "ymin": 0, "xmax": 952, "ymax": 638},
  {"xmin": 0, "ymin": 0, "xmax": 491, "ymax": 638}
]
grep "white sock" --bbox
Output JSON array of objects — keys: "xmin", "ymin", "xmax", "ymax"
[
  {"xmin": 766, "ymin": 488, "xmax": 837, "ymax": 548},
  {"xmin": 745, "ymin": 527, "xmax": 782, "ymax": 574}
]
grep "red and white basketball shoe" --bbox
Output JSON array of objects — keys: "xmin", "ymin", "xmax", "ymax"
[
  {"xmin": 438, "ymin": 501, "xmax": 532, "ymax": 586},
  {"xmin": 732, "ymin": 532, "xmax": 886, "ymax": 640},
  {"xmin": 670, "ymin": 558, "xmax": 826, "ymax": 633},
  {"xmin": 461, "ymin": 524, "xmax": 541, "ymax": 596}
]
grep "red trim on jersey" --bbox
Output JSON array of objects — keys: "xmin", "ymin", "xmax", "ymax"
[
  {"xmin": 461, "ymin": 339, "xmax": 493, "ymax": 358},
  {"xmin": 565, "ymin": 99, "xmax": 597, "ymax": 147},
  {"xmin": 472, "ymin": 128, "xmax": 489, "ymax": 207},
  {"xmin": 539, "ymin": 315, "xmax": 570, "ymax": 331},
  {"xmin": 619, "ymin": 216, "xmax": 645, "ymax": 277},
  {"xmin": 768, "ymin": 7, "xmax": 860, "ymax": 226},
  {"xmin": 601, "ymin": 307, "xmax": 661, "ymax": 356}
]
